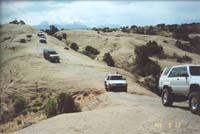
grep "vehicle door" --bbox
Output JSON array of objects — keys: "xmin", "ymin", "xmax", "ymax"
[
  {"xmin": 168, "ymin": 67, "xmax": 189, "ymax": 94},
  {"xmin": 176, "ymin": 67, "xmax": 189, "ymax": 94}
]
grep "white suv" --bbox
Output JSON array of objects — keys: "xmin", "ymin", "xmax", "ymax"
[
  {"xmin": 104, "ymin": 74, "xmax": 128, "ymax": 92},
  {"xmin": 159, "ymin": 64, "xmax": 200, "ymax": 114}
]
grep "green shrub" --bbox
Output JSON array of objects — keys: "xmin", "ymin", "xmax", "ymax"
[
  {"xmin": 17, "ymin": 119, "xmax": 22, "ymax": 125},
  {"xmin": 63, "ymin": 33, "xmax": 67, "ymax": 40},
  {"xmin": 26, "ymin": 35, "xmax": 32, "ymax": 38},
  {"xmin": 14, "ymin": 96, "xmax": 26, "ymax": 115},
  {"xmin": 103, "ymin": 53, "xmax": 115, "ymax": 67},
  {"xmin": 182, "ymin": 55, "xmax": 192, "ymax": 62},
  {"xmin": 70, "ymin": 43, "xmax": 79, "ymax": 51},
  {"xmin": 20, "ymin": 39, "xmax": 26, "ymax": 43},
  {"xmin": 175, "ymin": 41, "xmax": 191, "ymax": 52},
  {"xmin": 82, "ymin": 45, "xmax": 100, "ymax": 59},
  {"xmin": 45, "ymin": 99, "xmax": 57, "ymax": 118},
  {"xmin": 57, "ymin": 93, "xmax": 75, "ymax": 114}
]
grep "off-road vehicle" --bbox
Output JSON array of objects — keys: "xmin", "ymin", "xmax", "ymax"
[
  {"xmin": 159, "ymin": 64, "xmax": 200, "ymax": 114},
  {"xmin": 43, "ymin": 48, "xmax": 60, "ymax": 63},
  {"xmin": 40, "ymin": 37, "xmax": 47, "ymax": 43},
  {"xmin": 104, "ymin": 73, "xmax": 128, "ymax": 92}
]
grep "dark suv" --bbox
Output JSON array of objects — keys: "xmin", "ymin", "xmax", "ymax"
[{"xmin": 43, "ymin": 48, "xmax": 60, "ymax": 63}]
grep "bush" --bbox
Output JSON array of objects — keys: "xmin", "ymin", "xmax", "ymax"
[
  {"xmin": 26, "ymin": 35, "xmax": 32, "ymax": 38},
  {"xmin": 70, "ymin": 43, "xmax": 79, "ymax": 51},
  {"xmin": 14, "ymin": 96, "xmax": 26, "ymax": 115},
  {"xmin": 182, "ymin": 55, "xmax": 192, "ymax": 62},
  {"xmin": 9, "ymin": 20, "xmax": 25, "ymax": 25},
  {"xmin": 20, "ymin": 39, "xmax": 26, "ymax": 43},
  {"xmin": 135, "ymin": 41, "xmax": 164, "ymax": 57},
  {"xmin": 103, "ymin": 53, "xmax": 115, "ymax": 67},
  {"xmin": 57, "ymin": 93, "xmax": 75, "ymax": 114},
  {"xmin": 82, "ymin": 46, "xmax": 100, "ymax": 59},
  {"xmin": 134, "ymin": 44, "xmax": 162, "ymax": 78},
  {"xmin": 45, "ymin": 25, "xmax": 59, "ymax": 35},
  {"xmin": 63, "ymin": 33, "xmax": 67, "ymax": 40},
  {"xmin": 17, "ymin": 120, "xmax": 22, "ymax": 125},
  {"xmin": 45, "ymin": 99, "xmax": 57, "ymax": 118},
  {"xmin": 175, "ymin": 41, "xmax": 191, "ymax": 52}
]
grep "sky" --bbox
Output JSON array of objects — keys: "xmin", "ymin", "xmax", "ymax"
[{"xmin": 1, "ymin": 0, "xmax": 200, "ymax": 27}]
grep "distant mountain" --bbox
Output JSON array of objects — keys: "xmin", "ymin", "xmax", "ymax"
[
  {"xmin": 32, "ymin": 21, "xmax": 89, "ymax": 30},
  {"xmin": 96, "ymin": 24, "xmax": 122, "ymax": 28}
]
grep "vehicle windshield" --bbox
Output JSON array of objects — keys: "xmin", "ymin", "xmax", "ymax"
[
  {"xmin": 110, "ymin": 76, "xmax": 123, "ymax": 80},
  {"xmin": 190, "ymin": 66, "xmax": 200, "ymax": 76},
  {"xmin": 49, "ymin": 51, "xmax": 57, "ymax": 54}
]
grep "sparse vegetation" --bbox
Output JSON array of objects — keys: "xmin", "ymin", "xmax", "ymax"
[
  {"xmin": 82, "ymin": 45, "xmax": 100, "ymax": 59},
  {"xmin": 135, "ymin": 41, "xmax": 164, "ymax": 57},
  {"xmin": 63, "ymin": 33, "xmax": 67, "ymax": 40},
  {"xmin": 26, "ymin": 34, "xmax": 32, "ymax": 38},
  {"xmin": 57, "ymin": 93, "xmax": 75, "ymax": 114},
  {"xmin": 70, "ymin": 42, "xmax": 79, "ymax": 51},
  {"xmin": 45, "ymin": 25, "xmax": 59, "ymax": 35},
  {"xmin": 103, "ymin": 53, "xmax": 115, "ymax": 67},
  {"xmin": 45, "ymin": 99, "xmax": 57, "ymax": 118},
  {"xmin": 17, "ymin": 119, "xmax": 22, "ymax": 125},
  {"xmin": 175, "ymin": 40, "xmax": 191, "ymax": 52},
  {"xmin": 9, "ymin": 20, "xmax": 25, "ymax": 25},
  {"xmin": 20, "ymin": 39, "xmax": 26, "ymax": 43},
  {"xmin": 13, "ymin": 96, "xmax": 26, "ymax": 115}
]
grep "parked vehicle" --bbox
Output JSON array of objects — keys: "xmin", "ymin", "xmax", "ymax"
[
  {"xmin": 104, "ymin": 73, "xmax": 128, "ymax": 92},
  {"xmin": 43, "ymin": 48, "xmax": 60, "ymax": 63},
  {"xmin": 159, "ymin": 64, "xmax": 200, "ymax": 114}
]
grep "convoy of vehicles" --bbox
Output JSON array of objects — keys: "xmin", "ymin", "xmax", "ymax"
[
  {"xmin": 104, "ymin": 73, "xmax": 128, "ymax": 92},
  {"xmin": 38, "ymin": 31, "xmax": 47, "ymax": 43},
  {"xmin": 39, "ymin": 30, "xmax": 199, "ymax": 115},
  {"xmin": 159, "ymin": 64, "xmax": 200, "ymax": 114}
]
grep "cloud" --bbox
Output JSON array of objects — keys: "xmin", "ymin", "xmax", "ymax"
[{"xmin": 1, "ymin": 1, "xmax": 200, "ymax": 26}]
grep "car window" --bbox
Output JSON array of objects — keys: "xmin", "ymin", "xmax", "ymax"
[
  {"xmin": 178, "ymin": 67, "xmax": 188, "ymax": 77},
  {"xmin": 163, "ymin": 67, "xmax": 171, "ymax": 76},
  {"xmin": 190, "ymin": 66, "xmax": 200, "ymax": 76},
  {"xmin": 110, "ymin": 76, "xmax": 123, "ymax": 80},
  {"xmin": 168, "ymin": 67, "xmax": 188, "ymax": 77}
]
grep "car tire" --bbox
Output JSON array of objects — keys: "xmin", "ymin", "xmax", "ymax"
[
  {"xmin": 162, "ymin": 88, "xmax": 173, "ymax": 107},
  {"xmin": 189, "ymin": 92, "xmax": 200, "ymax": 114},
  {"xmin": 124, "ymin": 87, "xmax": 127, "ymax": 92}
]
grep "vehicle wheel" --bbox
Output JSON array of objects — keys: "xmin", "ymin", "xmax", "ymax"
[
  {"xmin": 124, "ymin": 87, "xmax": 127, "ymax": 92},
  {"xmin": 105, "ymin": 84, "xmax": 108, "ymax": 91},
  {"xmin": 189, "ymin": 92, "xmax": 200, "ymax": 114},
  {"xmin": 162, "ymin": 88, "xmax": 173, "ymax": 106}
]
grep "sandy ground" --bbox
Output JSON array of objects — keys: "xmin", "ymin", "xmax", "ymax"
[{"xmin": 13, "ymin": 92, "xmax": 200, "ymax": 134}]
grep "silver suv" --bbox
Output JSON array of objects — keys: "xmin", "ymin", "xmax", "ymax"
[{"xmin": 159, "ymin": 64, "xmax": 200, "ymax": 114}]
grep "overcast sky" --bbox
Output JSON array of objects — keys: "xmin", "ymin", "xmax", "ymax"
[{"xmin": 1, "ymin": 0, "xmax": 200, "ymax": 27}]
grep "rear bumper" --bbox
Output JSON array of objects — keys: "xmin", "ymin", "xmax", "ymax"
[{"xmin": 109, "ymin": 85, "xmax": 127, "ymax": 91}]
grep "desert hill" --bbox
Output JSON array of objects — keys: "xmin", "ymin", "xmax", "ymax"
[
  {"xmin": 0, "ymin": 23, "xmax": 155, "ymax": 133},
  {"xmin": 55, "ymin": 29, "xmax": 200, "ymax": 71}
]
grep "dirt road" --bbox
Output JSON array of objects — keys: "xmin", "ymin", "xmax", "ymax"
[{"xmin": 13, "ymin": 92, "xmax": 200, "ymax": 134}]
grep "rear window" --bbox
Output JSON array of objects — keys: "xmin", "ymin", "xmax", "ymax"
[
  {"xmin": 110, "ymin": 76, "xmax": 123, "ymax": 80},
  {"xmin": 190, "ymin": 66, "xmax": 200, "ymax": 76},
  {"xmin": 49, "ymin": 51, "xmax": 57, "ymax": 54}
]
